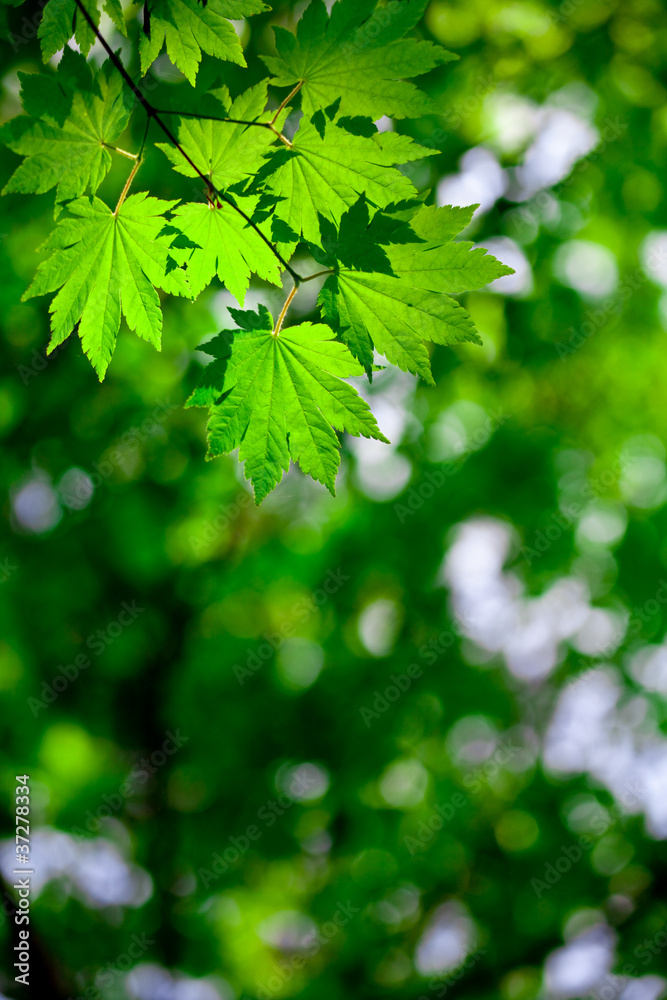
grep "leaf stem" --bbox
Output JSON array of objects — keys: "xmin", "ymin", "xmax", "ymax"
[
  {"xmin": 271, "ymin": 268, "xmax": 333, "ymax": 335},
  {"xmin": 271, "ymin": 82, "xmax": 303, "ymax": 124},
  {"xmin": 302, "ymin": 268, "xmax": 334, "ymax": 282},
  {"xmin": 103, "ymin": 143, "xmax": 139, "ymax": 160},
  {"xmin": 71, "ymin": 0, "xmax": 303, "ymax": 283},
  {"xmin": 114, "ymin": 156, "xmax": 142, "ymax": 215},
  {"xmin": 273, "ymin": 282, "xmax": 299, "ymax": 337},
  {"xmin": 268, "ymin": 125, "xmax": 293, "ymax": 148}
]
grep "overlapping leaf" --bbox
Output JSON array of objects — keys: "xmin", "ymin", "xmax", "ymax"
[
  {"xmin": 170, "ymin": 197, "xmax": 282, "ymax": 301},
  {"xmin": 23, "ymin": 193, "xmax": 190, "ymax": 378},
  {"xmin": 2, "ymin": 0, "xmax": 512, "ymax": 502},
  {"xmin": 255, "ymin": 112, "xmax": 436, "ymax": 245},
  {"xmin": 1, "ymin": 53, "xmax": 130, "ymax": 208},
  {"xmin": 37, "ymin": 0, "xmax": 112, "ymax": 61},
  {"xmin": 319, "ymin": 200, "xmax": 513, "ymax": 380},
  {"xmin": 387, "ymin": 205, "xmax": 513, "ymax": 293},
  {"xmin": 156, "ymin": 82, "xmax": 288, "ymax": 191},
  {"xmin": 139, "ymin": 0, "xmax": 268, "ymax": 85},
  {"xmin": 188, "ymin": 305, "xmax": 388, "ymax": 501},
  {"xmin": 262, "ymin": 0, "xmax": 455, "ymax": 120}
]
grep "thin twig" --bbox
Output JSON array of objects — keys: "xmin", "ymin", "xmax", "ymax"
[
  {"xmin": 138, "ymin": 116, "xmax": 151, "ymax": 159},
  {"xmin": 152, "ymin": 108, "xmax": 293, "ymax": 148},
  {"xmin": 273, "ymin": 282, "xmax": 299, "ymax": 337},
  {"xmin": 152, "ymin": 108, "xmax": 273, "ymax": 129},
  {"xmin": 71, "ymin": 0, "xmax": 302, "ymax": 283}
]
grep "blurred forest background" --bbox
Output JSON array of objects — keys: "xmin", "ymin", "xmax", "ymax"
[{"xmin": 2, "ymin": 0, "xmax": 667, "ymax": 998}]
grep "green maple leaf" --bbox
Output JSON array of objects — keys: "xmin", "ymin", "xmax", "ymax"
[
  {"xmin": 170, "ymin": 197, "xmax": 282, "ymax": 301},
  {"xmin": 37, "ymin": 0, "xmax": 126, "ymax": 62},
  {"xmin": 17, "ymin": 47, "xmax": 95, "ymax": 125},
  {"xmin": 23, "ymin": 193, "xmax": 190, "ymax": 379},
  {"xmin": 139, "ymin": 0, "xmax": 268, "ymax": 85},
  {"xmin": 38, "ymin": 0, "xmax": 97, "ymax": 60},
  {"xmin": 156, "ymin": 82, "xmax": 286, "ymax": 192},
  {"xmin": 262, "ymin": 0, "xmax": 456, "ymax": 120},
  {"xmin": 104, "ymin": 0, "xmax": 126, "ymax": 33},
  {"xmin": 387, "ymin": 204, "xmax": 515, "ymax": 293},
  {"xmin": 255, "ymin": 111, "xmax": 436, "ymax": 245},
  {"xmin": 187, "ymin": 305, "xmax": 388, "ymax": 501},
  {"xmin": 313, "ymin": 193, "xmax": 422, "ymax": 274},
  {"xmin": 319, "ymin": 200, "xmax": 513, "ymax": 381},
  {"xmin": 1, "ymin": 53, "xmax": 131, "ymax": 208}
]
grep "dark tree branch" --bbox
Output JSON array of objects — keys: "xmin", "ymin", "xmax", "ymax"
[
  {"xmin": 71, "ymin": 0, "xmax": 303, "ymax": 283},
  {"xmin": 150, "ymin": 109, "xmax": 293, "ymax": 147}
]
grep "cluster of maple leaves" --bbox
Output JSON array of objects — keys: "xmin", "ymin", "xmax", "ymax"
[{"xmin": 2, "ymin": 0, "xmax": 512, "ymax": 501}]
